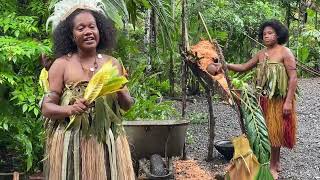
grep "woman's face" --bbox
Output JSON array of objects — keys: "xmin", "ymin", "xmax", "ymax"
[
  {"xmin": 263, "ymin": 26, "xmax": 278, "ymax": 46},
  {"xmin": 72, "ymin": 11, "xmax": 100, "ymax": 51}
]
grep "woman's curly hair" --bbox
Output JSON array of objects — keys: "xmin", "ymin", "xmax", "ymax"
[
  {"xmin": 258, "ymin": 19, "xmax": 289, "ymax": 45},
  {"xmin": 52, "ymin": 9, "xmax": 116, "ymax": 59}
]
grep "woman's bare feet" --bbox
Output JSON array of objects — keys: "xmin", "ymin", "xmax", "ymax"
[
  {"xmin": 270, "ymin": 168, "xmax": 279, "ymax": 180},
  {"xmin": 276, "ymin": 162, "xmax": 281, "ymax": 172}
]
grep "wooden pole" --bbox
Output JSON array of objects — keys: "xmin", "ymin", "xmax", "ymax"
[
  {"xmin": 181, "ymin": 50, "xmax": 217, "ymax": 160},
  {"xmin": 199, "ymin": 12, "xmax": 245, "ymax": 133},
  {"xmin": 181, "ymin": 0, "xmax": 189, "ymax": 118},
  {"xmin": 180, "ymin": 0, "xmax": 190, "ymax": 160}
]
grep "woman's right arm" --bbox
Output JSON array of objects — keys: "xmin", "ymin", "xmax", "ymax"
[
  {"xmin": 41, "ymin": 59, "xmax": 88, "ymax": 119},
  {"xmin": 227, "ymin": 54, "xmax": 259, "ymax": 72}
]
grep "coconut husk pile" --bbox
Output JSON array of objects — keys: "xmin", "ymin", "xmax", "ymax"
[
  {"xmin": 174, "ymin": 160, "xmax": 214, "ymax": 180},
  {"xmin": 190, "ymin": 40, "xmax": 231, "ymax": 101}
]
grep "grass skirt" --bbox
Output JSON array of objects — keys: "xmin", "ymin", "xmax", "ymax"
[
  {"xmin": 44, "ymin": 127, "xmax": 135, "ymax": 180},
  {"xmin": 260, "ymin": 96, "xmax": 297, "ymax": 149}
]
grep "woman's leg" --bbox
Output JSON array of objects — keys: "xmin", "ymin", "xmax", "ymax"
[{"xmin": 270, "ymin": 147, "xmax": 280, "ymax": 179}]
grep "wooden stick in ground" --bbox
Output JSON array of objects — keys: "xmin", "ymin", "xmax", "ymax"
[
  {"xmin": 182, "ymin": 51, "xmax": 216, "ymax": 160},
  {"xmin": 203, "ymin": 81, "xmax": 215, "ymax": 161},
  {"xmin": 180, "ymin": 47, "xmax": 188, "ymax": 160},
  {"xmin": 198, "ymin": 12, "xmax": 245, "ymax": 133},
  {"xmin": 181, "ymin": 0, "xmax": 190, "ymax": 118},
  {"xmin": 214, "ymin": 41, "xmax": 246, "ymax": 133}
]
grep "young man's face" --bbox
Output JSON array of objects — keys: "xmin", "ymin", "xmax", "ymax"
[
  {"xmin": 72, "ymin": 12, "xmax": 100, "ymax": 51},
  {"xmin": 263, "ymin": 26, "xmax": 278, "ymax": 46}
]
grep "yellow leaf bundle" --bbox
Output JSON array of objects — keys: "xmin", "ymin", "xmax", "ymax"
[
  {"xmin": 39, "ymin": 68, "xmax": 49, "ymax": 92},
  {"xmin": 84, "ymin": 60, "xmax": 128, "ymax": 103},
  {"xmin": 67, "ymin": 61, "xmax": 128, "ymax": 130}
]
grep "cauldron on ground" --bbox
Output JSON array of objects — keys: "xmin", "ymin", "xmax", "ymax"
[{"xmin": 214, "ymin": 139, "xmax": 234, "ymax": 161}]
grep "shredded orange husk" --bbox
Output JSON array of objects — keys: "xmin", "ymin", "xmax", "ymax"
[{"xmin": 191, "ymin": 40, "xmax": 231, "ymax": 99}]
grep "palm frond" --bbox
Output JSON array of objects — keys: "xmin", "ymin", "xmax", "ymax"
[
  {"xmin": 239, "ymin": 85, "xmax": 271, "ymax": 164},
  {"xmin": 236, "ymin": 85, "xmax": 274, "ymax": 180}
]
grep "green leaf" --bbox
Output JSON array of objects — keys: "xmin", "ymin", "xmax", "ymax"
[
  {"xmin": 14, "ymin": 30, "xmax": 20, "ymax": 38},
  {"xmin": 298, "ymin": 46, "xmax": 309, "ymax": 63},
  {"xmin": 33, "ymin": 108, "xmax": 39, "ymax": 117},
  {"xmin": 3, "ymin": 123, "xmax": 8, "ymax": 131},
  {"xmin": 22, "ymin": 104, "xmax": 28, "ymax": 113},
  {"xmin": 306, "ymin": 8, "xmax": 315, "ymax": 18},
  {"xmin": 4, "ymin": 25, "xmax": 9, "ymax": 33},
  {"xmin": 103, "ymin": 0, "xmax": 124, "ymax": 28},
  {"xmin": 138, "ymin": 0, "xmax": 151, "ymax": 8}
]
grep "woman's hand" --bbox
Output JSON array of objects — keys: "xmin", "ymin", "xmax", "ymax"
[
  {"xmin": 283, "ymin": 101, "xmax": 293, "ymax": 117},
  {"xmin": 117, "ymin": 88, "xmax": 134, "ymax": 111},
  {"xmin": 207, "ymin": 63, "xmax": 223, "ymax": 76},
  {"xmin": 66, "ymin": 98, "xmax": 89, "ymax": 116}
]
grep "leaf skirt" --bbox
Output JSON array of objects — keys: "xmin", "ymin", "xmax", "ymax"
[{"xmin": 260, "ymin": 96, "xmax": 297, "ymax": 149}]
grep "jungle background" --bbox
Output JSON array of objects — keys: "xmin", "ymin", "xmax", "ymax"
[{"xmin": 0, "ymin": 0, "xmax": 319, "ymax": 176}]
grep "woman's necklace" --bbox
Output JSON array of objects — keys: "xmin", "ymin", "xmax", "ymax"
[{"xmin": 79, "ymin": 53, "xmax": 102, "ymax": 76}]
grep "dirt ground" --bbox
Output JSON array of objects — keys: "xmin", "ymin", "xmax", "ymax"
[{"xmin": 176, "ymin": 78, "xmax": 320, "ymax": 180}]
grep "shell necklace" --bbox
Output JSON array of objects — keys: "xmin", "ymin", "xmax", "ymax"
[{"xmin": 79, "ymin": 54, "xmax": 102, "ymax": 75}]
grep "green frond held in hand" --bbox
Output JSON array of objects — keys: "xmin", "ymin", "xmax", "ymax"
[
  {"xmin": 240, "ymin": 87, "xmax": 271, "ymax": 163},
  {"xmin": 236, "ymin": 84, "xmax": 273, "ymax": 180}
]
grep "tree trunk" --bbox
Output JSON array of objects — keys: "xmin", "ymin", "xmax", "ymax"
[
  {"xmin": 300, "ymin": 0, "xmax": 307, "ymax": 26},
  {"xmin": 169, "ymin": 0, "xmax": 176, "ymax": 97},
  {"xmin": 144, "ymin": 9, "xmax": 151, "ymax": 70},
  {"xmin": 169, "ymin": 51, "xmax": 175, "ymax": 96},
  {"xmin": 146, "ymin": 8, "xmax": 157, "ymax": 73},
  {"xmin": 150, "ymin": 8, "xmax": 157, "ymax": 53},
  {"xmin": 286, "ymin": 2, "xmax": 291, "ymax": 47},
  {"xmin": 181, "ymin": 0, "xmax": 189, "ymax": 118},
  {"xmin": 205, "ymin": 85, "xmax": 215, "ymax": 161}
]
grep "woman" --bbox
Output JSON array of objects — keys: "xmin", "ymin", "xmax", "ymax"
[
  {"xmin": 208, "ymin": 20, "xmax": 298, "ymax": 179},
  {"xmin": 41, "ymin": 1, "xmax": 135, "ymax": 179}
]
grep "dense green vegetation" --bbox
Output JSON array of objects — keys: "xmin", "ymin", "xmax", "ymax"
[{"xmin": 0, "ymin": 0, "xmax": 319, "ymax": 173}]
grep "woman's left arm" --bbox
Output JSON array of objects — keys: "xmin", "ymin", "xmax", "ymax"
[
  {"xmin": 113, "ymin": 59, "xmax": 134, "ymax": 111},
  {"xmin": 283, "ymin": 48, "xmax": 298, "ymax": 116}
]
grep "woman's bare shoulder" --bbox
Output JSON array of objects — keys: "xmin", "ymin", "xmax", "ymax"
[
  {"xmin": 281, "ymin": 46, "xmax": 295, "ymax": 58},
  {"xmin": 254, "ymin": 48, "xmax": 267, "ymax": 59},
  {"xmin": 49, "ymin": 56, "xmax": 69, "ymax": 73}
]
